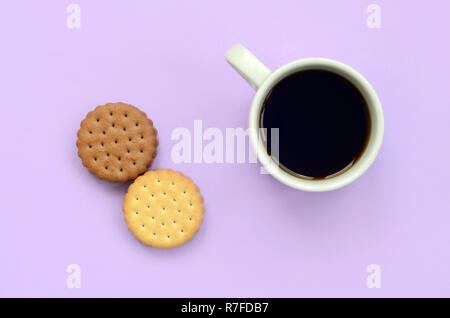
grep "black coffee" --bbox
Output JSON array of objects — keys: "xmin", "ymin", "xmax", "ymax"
[{"xmin": 260, "ymin": 70, "xmax": 370, "ymax": 180}]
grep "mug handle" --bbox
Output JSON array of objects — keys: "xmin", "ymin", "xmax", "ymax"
[{"xmin": 225, "ymin": 44, "xmax": 271, "ymax": 90}]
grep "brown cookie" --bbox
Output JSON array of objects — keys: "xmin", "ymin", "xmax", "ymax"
[{"xmin": 77, "ymin": 102, "xmax": 158, "ymax": 182}]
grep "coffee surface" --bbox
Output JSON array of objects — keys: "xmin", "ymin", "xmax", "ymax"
[{"xmin": 260, "ymin": 70, "xmax": 370, "ymax": 179}]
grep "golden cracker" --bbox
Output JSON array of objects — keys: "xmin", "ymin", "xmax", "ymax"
[{"xmin": 123, "ymin": 169, "xmax": 205, "ymax": 248}]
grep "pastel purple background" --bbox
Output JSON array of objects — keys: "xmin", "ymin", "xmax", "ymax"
[{"xmin": 1, "ymin": 0, "xmax": 449, "ymax": 298}]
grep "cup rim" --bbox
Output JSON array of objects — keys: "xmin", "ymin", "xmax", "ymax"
[{"xmin": 248, "ymin": 57, "xmax": 384, "ymax": 192}]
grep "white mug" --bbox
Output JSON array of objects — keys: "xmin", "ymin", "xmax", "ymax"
[{"xmin": 226, "ymin": 44, "xmax": 384, "ymax": 192}]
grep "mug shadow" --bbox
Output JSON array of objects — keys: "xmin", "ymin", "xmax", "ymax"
[{"xmin": 262, "ymin": 172, "xmax": 355, "ymax": 225}]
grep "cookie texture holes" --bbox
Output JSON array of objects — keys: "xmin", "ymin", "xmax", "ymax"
[
  {"xmin": 76, "ymin": 102, "xmax": 158, "ymax": 182},
  {"xmin": 123, "ymin": 169, "xmax": 204, "ymax": 248}
]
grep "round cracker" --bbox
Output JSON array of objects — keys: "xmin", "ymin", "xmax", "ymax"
[
  {"xmin": 76, "ymin": 102, "xmax": 158, "ymax": 182},
  {"xmin": 123, "ymin": 169, "xmax": 205, "ymax": 248}
]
